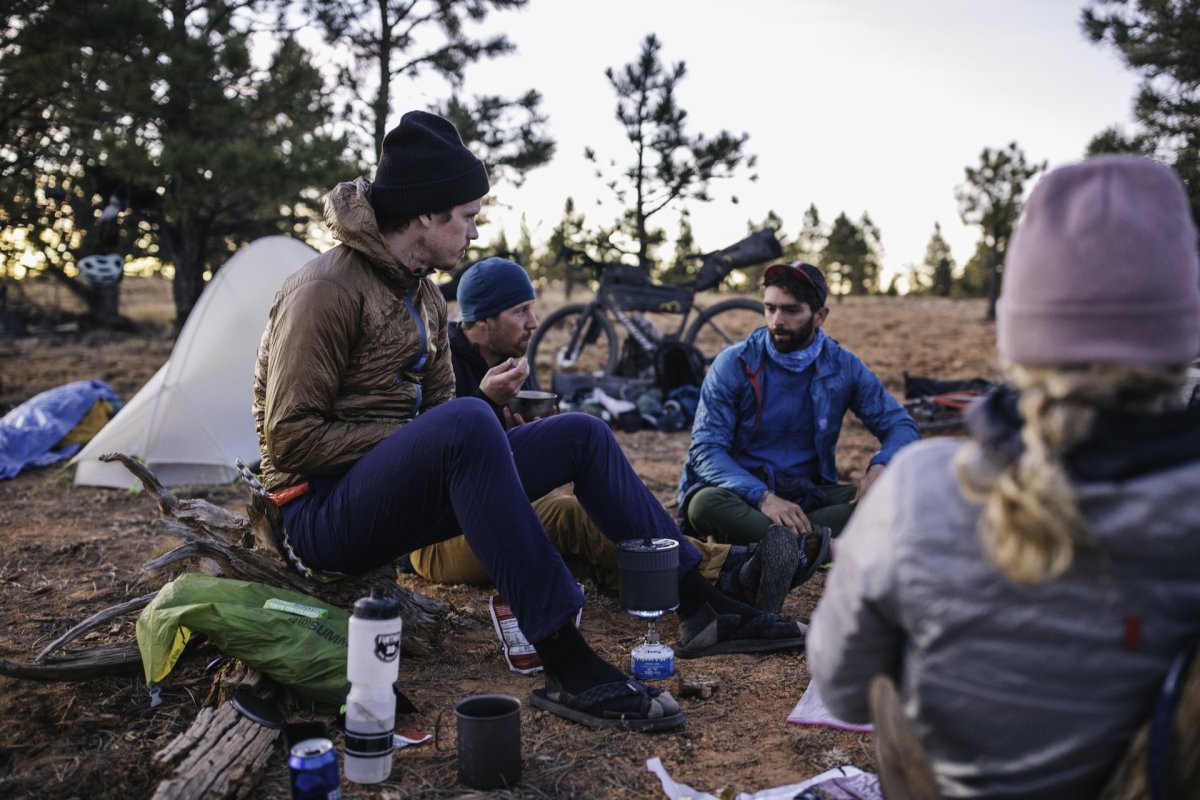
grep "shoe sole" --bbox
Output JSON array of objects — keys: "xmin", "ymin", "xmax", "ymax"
[
  {"xmin": 530, "ymin": 688, "xmax": 685, "ymax": 731},
  {"xmin": 792, "ymin": 526, "xmax": 833, "ymax": 588}
]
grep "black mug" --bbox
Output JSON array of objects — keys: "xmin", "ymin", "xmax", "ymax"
[{"xmin": 454, "ymin": 694, "xmax": 522, "ymax": 789}]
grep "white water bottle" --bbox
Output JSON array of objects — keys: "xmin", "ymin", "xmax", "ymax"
[{"xmin": 343, "ymin": 591, "xmax": 402, "ymax": 784}]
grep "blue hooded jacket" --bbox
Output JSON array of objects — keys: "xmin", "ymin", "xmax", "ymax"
[{"xmin": 676, "ymin": 327, "xmax": 919, "ymax": 509}]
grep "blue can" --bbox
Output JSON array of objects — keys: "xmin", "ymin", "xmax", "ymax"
[{"xmin": 288, "ymin": 737, "xmax": 342, "ymax": 800}]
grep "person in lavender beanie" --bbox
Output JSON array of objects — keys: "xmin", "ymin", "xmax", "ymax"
[{"xmin": 808, "ymin": 155, "xmax": 1200, "ymax": 798}]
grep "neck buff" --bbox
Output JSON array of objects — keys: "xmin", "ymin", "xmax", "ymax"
[{"xmin": 766, "ymin": 328, "xmax": 826, "ymax": 373}]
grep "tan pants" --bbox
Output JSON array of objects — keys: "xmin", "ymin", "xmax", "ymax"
[{"xmin": 409, "ymin": 495, "xmax": 729, "ymax": 592}]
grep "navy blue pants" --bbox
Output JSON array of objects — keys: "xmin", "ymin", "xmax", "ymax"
[{"xmin": 281, "ymin": 398, "xmax": 701, "ymax": 642}]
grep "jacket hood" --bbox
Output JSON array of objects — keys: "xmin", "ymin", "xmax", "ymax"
[{"xmin": 324, "ymin": 178, "xmax": 417, "ymax": 291}]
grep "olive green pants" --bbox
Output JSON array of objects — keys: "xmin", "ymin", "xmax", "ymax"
[
  {"xmin": 685, "ymin": 484, "xmax": 859, "ymax": 545},
  {"xmin": 409, "ymin": 494, "xmax": 730, "ymax": 592}
]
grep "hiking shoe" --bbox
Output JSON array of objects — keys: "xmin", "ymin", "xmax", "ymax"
[{"xmin": 739, "ymin": 524, "xmax": 801, "ymax": 614}]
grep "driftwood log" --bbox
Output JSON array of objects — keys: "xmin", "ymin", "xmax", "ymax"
[
  {"xmin": 151, "ymin": 699, "xmax": 281, "ymax": 800},
  {"xmin": 0, "ymin": 451, "xmax": 447, "ymax": 677}
]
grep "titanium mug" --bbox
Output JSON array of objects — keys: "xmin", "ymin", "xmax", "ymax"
[{"xmin": 454, "ymin": 694, "xmax": 522, "ymax": 789}]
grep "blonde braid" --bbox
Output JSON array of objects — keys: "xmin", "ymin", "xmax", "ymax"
[{"xmin": 956, "ymin": 363, "xmax": 1185, "ymax": 584}]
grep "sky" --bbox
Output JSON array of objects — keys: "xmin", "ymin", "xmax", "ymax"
[{"xmin": 388, "ymin": 0, "xmax": 1141, "ymax": 288}]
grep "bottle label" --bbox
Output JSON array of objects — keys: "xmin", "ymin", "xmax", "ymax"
[{"xmin": 373, "ymin": 631, "xmax": 401, "ymax": 663}]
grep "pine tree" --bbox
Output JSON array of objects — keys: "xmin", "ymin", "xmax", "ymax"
[
  {"xmin": 588, "ymin": 34, "xmax": 755, "ymax": 272},
  {"xmin": 959, "ymin": 238, "xmax": 992, "ymax": 298},
  {"xmin": 299, "ymin": 1, "xmax": 554, "ymax": 218},
  {"xmin": 539, "ymin": 198, "xmax": 588, "ymax": 298},
  {"xmin": 820, "ymin": 212, "xmax": 883, "ymax": 297},
  {"xmin": 955, "ymin": 142, "xmax": 1045, "ymax": 320},
  {"xmin": 1082, "ymin": 0, "xmax": 1200, "ymax": 223},
  {"xmin": 661, "ymin": 214, "xmax": 697, "ymax": 285},
  {"xmin": 0, "ymin": 0, "xmax": 352, "ymax": 327},
  {"xmin": 922, "ymin": 223, "xmax": 957, "ymax": 297},
  {"xmin": 858, "ymin": 213, "xmax": 884, "ymax": 295},
  {"xmin": 796, "ymin": 204, "xmax": 826, "ymax": 265}
]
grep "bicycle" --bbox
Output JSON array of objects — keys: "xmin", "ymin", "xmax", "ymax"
[{"xmin": 527, "ymin": 228, "xmax": 783, "ymax": 392}]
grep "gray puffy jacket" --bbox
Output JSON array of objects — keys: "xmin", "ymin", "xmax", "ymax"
[{"xmin": 809, "ymin": 416, "xmax": 1200, "ymax": 799}]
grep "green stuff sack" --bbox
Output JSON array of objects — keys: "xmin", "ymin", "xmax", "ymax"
[{"xmin": 136, "ymin": 573, "xmax": 350, "ymax": 710}]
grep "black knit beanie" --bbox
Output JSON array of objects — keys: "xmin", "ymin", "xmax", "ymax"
[{"xmin": 369, "ymin": 110, "xmax": 490, "ymax": 220}]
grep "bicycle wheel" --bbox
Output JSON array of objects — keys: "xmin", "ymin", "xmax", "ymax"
[
  {"xmin": 684, "ymin": 298, "xmax": 764, "ymax": 368},
  {"xmin": 528, "ymin": 303, "xmax": 619, "ymax": 391}
]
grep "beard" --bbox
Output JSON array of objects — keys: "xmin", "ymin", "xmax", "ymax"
[
  {"xmin": 771, "ymin": 318, "xmax": 817, "ymax": 353},
  {"xmin": 492, "ymin": 332, "xmax": 531, "ymax": 360}
]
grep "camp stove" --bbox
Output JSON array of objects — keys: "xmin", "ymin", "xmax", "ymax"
[{"xmin": 616, "ymin": 537, "xmax": 679, "ymax": 680}]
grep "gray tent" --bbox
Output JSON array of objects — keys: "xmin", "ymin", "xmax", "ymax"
[{"xmin": 73, "ymin": 236, "xmax": 318, "ymax": 488}]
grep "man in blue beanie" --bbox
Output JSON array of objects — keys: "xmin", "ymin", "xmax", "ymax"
[
  {"xmin": 452, "ymin": 256, "xmax": 539, "ymax": 418},
  {"xmin": 256, "ymin": 110, "xmax": 804, "ymax": 735}
]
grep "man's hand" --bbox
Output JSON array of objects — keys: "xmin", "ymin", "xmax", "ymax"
[
  {"xmin": 855, "ymin": 463, "xmax": 885, "ymax": 504},
  {"xmin": 480, "ymin": 357, "xmax": 528, "ymax": 406},
  {"xmin": 759, "ymin": 491, "xmax": 812, "ymax": 533},
  {"xmin": 501, "ymin": 408, "xmax": 528, "ymax": 429}
]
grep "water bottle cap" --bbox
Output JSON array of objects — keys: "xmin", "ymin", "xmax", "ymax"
[{"xmin": 353, "ymin": 592, "xmax": 402, "ymax": 620}]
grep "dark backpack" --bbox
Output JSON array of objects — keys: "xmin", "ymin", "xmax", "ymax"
[{"xmin": 655, "ymin": 340, "xmax": 705, "ymax": 394}]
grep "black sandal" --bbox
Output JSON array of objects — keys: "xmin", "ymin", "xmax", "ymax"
[{"xmin": 530, "ymin": 675, "xmax": 685, "ymax": 731}]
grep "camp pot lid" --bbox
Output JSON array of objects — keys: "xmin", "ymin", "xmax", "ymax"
[
  {"xmin": 616, "ymin": 537, "xmax": 680, "ymax": 572},
  {"xmin": 616, "ymin": 537, "xmax": 680, "ymax": 556},
  {"xmin": 231, "ymin": 689, "xmax": 286, "ymax": 729}
]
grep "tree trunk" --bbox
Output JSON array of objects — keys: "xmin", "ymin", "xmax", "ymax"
[
  {"xmin": 91, "ymin": 282, "xmax": 123, "ymax": 325},
  {"xmin": 985, "ymin": 246, "xmax": 1001, "ymax": 322},
  {"xmin": 161, "ymin": 219, "xmax": 210, "ymax": 331}
]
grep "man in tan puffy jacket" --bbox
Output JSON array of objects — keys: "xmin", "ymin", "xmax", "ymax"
[{"xmin": 254, "ymin": 110, "xmax": 804, "ymax": 732}]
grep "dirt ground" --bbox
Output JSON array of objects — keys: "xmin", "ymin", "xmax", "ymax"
[{"xmin": 0, "ymin": 278, "xmax": 1000, "ymax": 799}]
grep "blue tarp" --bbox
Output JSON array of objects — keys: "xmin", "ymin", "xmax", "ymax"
[{"xmin": 0, "ymin": 379, "xmax": 122, "ymax": 480}]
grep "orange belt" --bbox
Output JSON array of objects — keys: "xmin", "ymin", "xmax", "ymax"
[{"xmin": 269, "ymin": 481, "xmax": 310, "ymax": 507}]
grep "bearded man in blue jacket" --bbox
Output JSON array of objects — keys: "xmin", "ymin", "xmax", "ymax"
[{"xmin": 677, "ymin": 262, "xmax": 919, "ymax": 551}]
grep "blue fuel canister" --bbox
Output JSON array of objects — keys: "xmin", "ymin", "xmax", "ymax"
[{"xmin": 630, "ymin": 641, "xmax": 675, "ymax": 680}]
